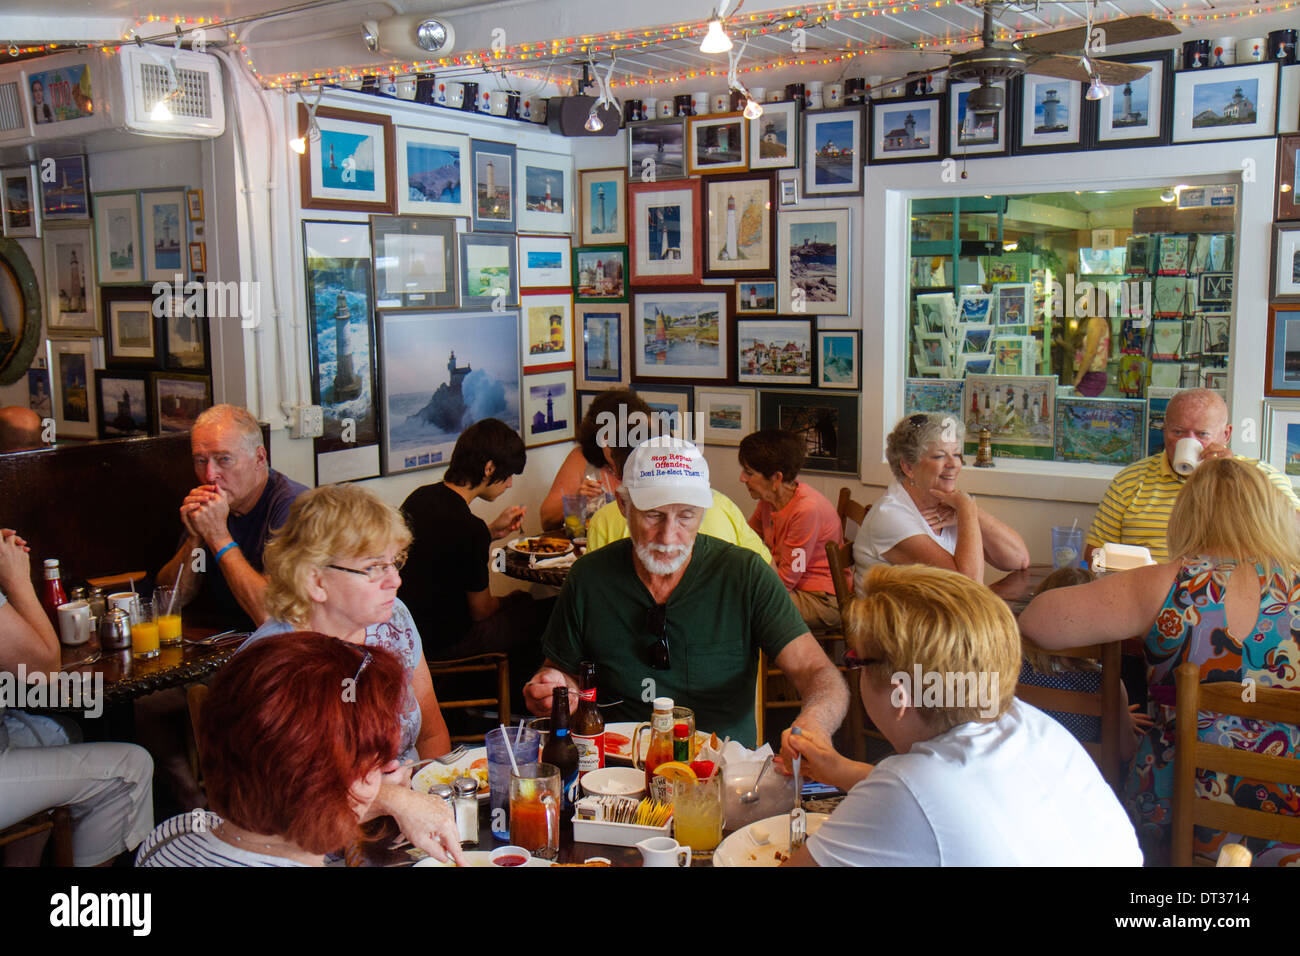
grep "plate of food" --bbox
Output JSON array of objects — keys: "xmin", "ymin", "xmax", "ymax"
[
  {"xmin": 414, "ymin": 851, "xmax": 553, "ymax": 867},
  {"xmin": 411, "ymin": 747, "xmax": 489, "ymax": 800},
  {"xmin": 711, "ymin": 812, "xmax": 829, "ymax": 867},
  {"xmin": 507, "ymin": 535, "xmax": 573, "ymax": 557},
  {"xmin": 601, "ymin": 722, "xmax": 710, "ymax": 764}
]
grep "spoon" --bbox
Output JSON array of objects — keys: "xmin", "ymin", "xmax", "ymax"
[{"xmin": 739, "ymin": 755, "xmax": 772, "ymax": 804}]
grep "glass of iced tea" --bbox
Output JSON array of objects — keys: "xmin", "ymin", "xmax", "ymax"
[
  {"xmin": 509, "ymin": 762, "xmax": 560, "ymax": 860},
  {"xmin": 673, "ymin": 774, "xmax": 724, "ymax": 860},
  {"xmin": 154, "ymin": 586, "xmax": 183, "ymax": 647}
]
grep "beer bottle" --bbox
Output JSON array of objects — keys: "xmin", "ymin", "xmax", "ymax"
[
  {"xmin": 542, "ymin": 687, "xmax": 580, "ymax": 812},
  {"xmin": 572, "ymin": 660, "xmax": 605, "ymax": 777}
]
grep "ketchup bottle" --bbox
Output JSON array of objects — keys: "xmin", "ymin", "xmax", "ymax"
[{"xmin": 41, "ymin": 558, "xmax": 67, "ymax": 624}]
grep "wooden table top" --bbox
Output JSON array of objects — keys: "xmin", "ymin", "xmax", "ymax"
[{"xmin": 56, "ymin": 623, "xmax": 241, "ymax": 704}]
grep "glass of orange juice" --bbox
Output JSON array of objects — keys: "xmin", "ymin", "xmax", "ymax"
[
  {"xmin": 154, "ymin": 586, "xmax": 183, "ymax": 647},
  {"xmin": 673, "ymin": 774, "xmax": 724, "ymax": 859},
  {"xmin": 133, "ymin": 602, "xmax": 160, "ymax": 659}
]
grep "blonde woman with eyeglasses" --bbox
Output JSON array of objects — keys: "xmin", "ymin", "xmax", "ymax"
[{"xmin": 241, "ymin": 483, "xmax": 464, "ymax": 865}]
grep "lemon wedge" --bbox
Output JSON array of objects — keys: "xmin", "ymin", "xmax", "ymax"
[{"xmin": 650, "ymin": 761, "xmax": 697, "ymax": 783}]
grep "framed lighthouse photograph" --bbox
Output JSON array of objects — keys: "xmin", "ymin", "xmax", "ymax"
[
  {"xmin": 578, "ymin": 167, "xmax": 626, "ymax": 245},
  {"xmin": 1092, "ymin": 51, "xmax": 1172, "ymax": 150},
  {"xmin": 808, "ymin": 106, "xmax": 867, "ymax": 189},
  {"xmin": 866, "ymin": 99, "xmax": 939, "ymax": 167},
  {"xmin": 1015, "ymin": 78, "xmax": 1084, "ymax": 152},
  {"xmin": 702, "ymin": 172, "xmax": 775, "ymax": 279},
  {"xmin": 298, "ymin": 106, "xmax": 395, "ymax": 214}
]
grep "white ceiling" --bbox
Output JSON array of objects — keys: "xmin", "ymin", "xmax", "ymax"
[{"xmin": 2, "ymin": 0, "xmax": 1297, "ymax": 90}]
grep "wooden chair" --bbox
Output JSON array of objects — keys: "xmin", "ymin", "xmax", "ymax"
[
  {"xmin": 1016, "ymin": 640, "xmax": 1123, "ymax": 789},
  {"xmin": 427, "ymin": 652, "xmax": 510, "ymax": 744},
  {"xmin": 1171, "ymin": 661, "xmax": 1300, "ymax": 866},
  {"xmin": 0, "ymin": 807, "xmax": 73, "ymax": 866},
  {"xmin": 185, "ymin": 683, "xmax": 210, "ymax": 788},
  {"xmin": 836, "ymin": 487, "xmax": 870, "ymax": 541}
]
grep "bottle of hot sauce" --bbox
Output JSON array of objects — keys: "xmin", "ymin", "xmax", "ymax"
[
  {"xmin": 572, "ymin": 660, "xmax": 605, "ymax": 778},
  {"xmin": 643, "ymin": 696, "xmax": 676, "ymax": 791}
]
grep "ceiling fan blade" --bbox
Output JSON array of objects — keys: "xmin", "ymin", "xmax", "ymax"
[
  {"xmin": 1018, "ymin": 15, "xmax": 1180, "ymax": 56},
  {"xmin": 1093, "ymin": 59, "xmax": 1153, "ymax": 85},
  {"xmin": 1024, "ymin": 54, "xmax": 1150, "ymax": 85},
  {"xmin": 873, "ymin": 64, "xmax": 953, "ymax": 90}
]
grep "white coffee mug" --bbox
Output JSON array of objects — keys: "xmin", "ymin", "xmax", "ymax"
[
  {"xmin": 657, "ymin": 99, "xmax": 674, "ymax": 118},
  {"xmin": 379, "ymin": 75, "xmax": 398, "ymax": 96},
  {"xmin": 1172, "ymin": 437, "xmax": 1202, "ymax": 476},
  {"xmin": 531, "ymin": 99, "xmax": 548, "ymax": 124},
  {"xmin": 748, "ymin": 87, "xmax": 766, "ymax": 104},
  {"xmin": 826, "ymin": 82, "xmax": 844, "ymax": 107},
  {"xmin": 489, "ymin": 90, "xmax": 510, "ymax": 116},
  {"xmin": 636, "ymin": 836, "xmax": 692, "ymax": 867},
  {"xmin": 108, "ymin": 592, "xmax": 141, "ymax": 624},
  {"xmin": 807, "ymin": 80, "xmax": 824, "ymax": 110},
  {"xmin": 766, "ymin": 89, "xmax": 783, "ymax": 102},
  {"xmin": 445, "ymin": 82, "xmax": 465, "ymax": 108},
  {"xmin": 712, "ymin": 93, "xmax": 730, "ymax": 114},
  {"xmin": 642, "ymin": 97, "xmax": 659, "ymax": 119},
  {"xmin": 395, "ymin": 78, "xmax": 417, "ymax": 100},
  {"xmin": 520, "ymin": 97, "xmax": 532, "ymax": 120},
  {"xmin": 1213, "ymin": 38, "xmax": 1236, "ymax": 66},
  {"xmin": 692, "ymin": 90, "xmax": 711, "ymax": 115},
  {"xmin": 435, "ymin": 81, "xmax": 448, "ymax": 105},
  {"xmin": 57, "ymin": 600, "xmax": 91, "ymax": 646},
  {"xmin": 1238, "ymin": 37, "xmax": 1266, "ymax": 62}
]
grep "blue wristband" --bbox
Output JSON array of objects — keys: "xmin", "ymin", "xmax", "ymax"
[{"xmin": 215, "ymin": 542, "xmax": 239, "ymax": 562}]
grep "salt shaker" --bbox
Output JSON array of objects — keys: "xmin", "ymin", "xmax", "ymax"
[{"xmin": 452, "ymin": 775, "xmax": 480, "ymax": 846}]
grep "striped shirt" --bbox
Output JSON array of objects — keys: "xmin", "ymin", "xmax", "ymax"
[
  {"xmin": 1086, "ymin": 452, "xmax": 1300, "ymax": 563},
  {"xmin": 135, "ymin": 812, "xmax": 308, "ymax": 867}
]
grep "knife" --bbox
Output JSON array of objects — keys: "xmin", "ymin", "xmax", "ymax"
[{"xmin": 790, "ymin": 753, "xmax": 806, "ymax": 852}]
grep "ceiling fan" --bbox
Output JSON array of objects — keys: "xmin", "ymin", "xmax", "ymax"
[{"xmin": 882, "ymin": 1, "xmax": 1180, "ymax": 115}]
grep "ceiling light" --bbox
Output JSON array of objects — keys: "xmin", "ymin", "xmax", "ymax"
[
  {"xmin": 700, "ymin": 17, "xmax": 732, "ymax": 54},
  {"xmin": 1086, "ymin": 76, "xmax": 1108, "ymax": 101},
  {"xmin": 584, "ymin": 107, "xmax": 604, "ymax": 132},
  {"xmin": 1160, "ymin": 187, "xmax": 1177, "ymax": 203},
  {"xmin": 743, "ymin": 97, "xmax": 763, "ymax": 119},
  {"xmin": 289, "ymin": 136, "xmax": 307, "ymax": 154},
  {"xmin": 362, "ymin": 21, "xmax": 379, "ymax": 52},
  {"xmin": 415, "ymin": 18, "xmax": 451, "ymax": 52},
  {"xmin": 150, "ymin": 97, "xmax": 174, "ymax": 122}
]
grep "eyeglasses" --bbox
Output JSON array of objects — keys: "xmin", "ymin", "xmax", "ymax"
[
  {"xmin": 645, "ymin": 602, "xmax": 671, "ymax": 670},
  {"xmin": 353, "ymin": 648, "xmax": 373, "ymax": 683},
  {"xmin": 907, "ymin": 413, "xmax": 928, "ymax": 428},
  {"xmin": 326, "ymin": 553, "xmax": 407, "ymax": 582},
  {"xmin": 842, "ymin": 649, "xmax": 883, "ymax": 669}
]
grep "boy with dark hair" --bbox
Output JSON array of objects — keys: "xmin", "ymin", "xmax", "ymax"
[{"xmin": 399, "ymin": 420, "xmax": 549, "ymax": 687}]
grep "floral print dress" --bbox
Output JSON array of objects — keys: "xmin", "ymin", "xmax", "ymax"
[{"xmin": 1125, "ymin": 556, "xmax": 1300, "ymax": 865}]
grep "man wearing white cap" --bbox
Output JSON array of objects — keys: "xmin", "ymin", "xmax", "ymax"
[{"xmin": 524, "ymin": 436, "xmax": 849, "ymax": 747}]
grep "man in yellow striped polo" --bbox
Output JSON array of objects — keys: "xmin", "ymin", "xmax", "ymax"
[{"xmin": 1085, "ymin": 388, "xmax": 1300, "ymax": 564}]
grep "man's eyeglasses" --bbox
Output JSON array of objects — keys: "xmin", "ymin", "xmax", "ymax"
[
  {"xmin": 326, "ymin": 553, "xmax": 407, "ymax": 582},
  {"xmin": 645, "ymin": 603, "xmax": 671, "ymax": 670}
]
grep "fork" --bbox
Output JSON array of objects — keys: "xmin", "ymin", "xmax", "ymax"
[
  {"xmin": 789, "ymin": 754, "xmax": 807, "ymax": 852},
  {"xmin": 396, "ymin": 744, "xmax": 469, "ymax": 776}
]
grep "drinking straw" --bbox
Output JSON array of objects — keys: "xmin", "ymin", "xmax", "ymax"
[
  {"xmin": 514, "ymin": 716, "xmax": 526, "ymax": 748},
  {"xmin": 1070, "ymin": 517, "xmax": 1078, "ymax": 532},
  {"xmin": 166, "ymin": 562, "xmax": 185, "ymax": 616},
  {"xmin": 499, "ymin": 723, "xmax": 520, "ymax": 776}
]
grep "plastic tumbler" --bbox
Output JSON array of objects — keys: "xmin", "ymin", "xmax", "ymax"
[
  {"xmin": 1051, "ymin": 526, "xmax": 1084, "ymax": 570},
  {"xmin": 486, "ymin": 726, "xmax": 541, "ymax": 840},
  {"xmin": 561, "ymin": 493, "xmax": 586, "ymax": 538}
]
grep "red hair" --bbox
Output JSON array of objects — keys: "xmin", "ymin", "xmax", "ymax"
[{"xmin": 200, "ymin": 632, "xmax": 403, "ymax": 854}]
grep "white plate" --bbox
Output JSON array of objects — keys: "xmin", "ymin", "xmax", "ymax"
[
  {"xmin": 414, "ymin": 850, "xmax": 552, "ymax": 867},
  {"xmin": 602, "ymin": 721, "xmax": 710, "ymax": 763},
  {"xmin": 506, "ymin": 536, "xmax": 573, "ymax": 557},
  {"xmin": 712, "ymin": 812, "xmax": 829, "ymax": 867},
  {"xmin": 411, "ymin": 747, "xmax": 489, "ymax": 800}
]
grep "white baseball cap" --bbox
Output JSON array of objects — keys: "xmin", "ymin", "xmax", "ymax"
[{"xmin": 622, "ymin": 436, "xmax": 713, "ymax": 512}]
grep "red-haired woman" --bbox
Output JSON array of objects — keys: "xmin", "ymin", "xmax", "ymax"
[{"xmin": 136, "ymin": 633, "xmax": 448, "ymax": 866}]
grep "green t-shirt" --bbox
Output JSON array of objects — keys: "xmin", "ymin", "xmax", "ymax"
[{"xmin": 541, "ymin": 534, "xmax": 808, "ymax": 746}]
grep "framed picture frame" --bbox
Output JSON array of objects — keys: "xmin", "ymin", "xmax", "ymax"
[
  {"xmin": 520, "ymin": 291, "xmax": 574, "ymax": 373},
  {"xmin": 1053, "ymin": 396, "xmax": 1146, "ymax": 465},
  {"xmin": 371, "ymin": 214, "xmax": 459, "ymax": 311},
  {"xmin": 47, "ymin": 337, "xmax": 98, "ymax": 439},
  {"xmin": 1280, "ymin": 62, "xmax": 1300, "ymax": 135},
  {"xmin": 578, "ymin": 167, "xmax": 626, "ymax": 245},
  {"xmin": 139, "ymin": 189, "xmax": 188, "ymax": 283},
  {"xmin": 303, "ymin": 219, "xmax": 381, "ymax": 483},
  {"xmin": 946, "ymin": 81, "xmax": 1009, "ymax": 158},
  {"xmin": 1269, "ymin": 223, "xmax": 1300, "ymax": 303},
  {"xmin": 1092, "ymin": 51, "xmax": 1173, "ymax": 150},
  {"xmin": 576, "ymin": 303, "xmax": 630, "ymax": 389},
  {"xmin": 737, "ymin": 316, "xmax": 813, "ymax": 386},
  {"xmin": 1171, "ymin": 60, "xmax": 1279, "ymax": 144},
  {"xmin": 632, "ymin": 287, "xmax": 732, "ymax": 384},
  {"xmin": 777, "ymin": 207, "xmax": 852, "ymax": 315},
  {"xmin": 777, "ymin": 175, "xmax": 799, "ymax": 207},
  {"xmin": 42, "ymin": 224, "xmax": 98, "ymax": 336},
  {"xmin": 749, "ymin": 101, "xmax": 800, "ymax": 170},
  {"xmin": 299, "ymin": 105, "xmax": 395, "ymax": 214},
  {"xmin": 2, "ymin": 165, "xmax": 40, "ymax": 238},
  {"xmin": 1016, "ymin": 77, "xmax": 1085, "ymax": 153},
  {"xmin": 695, "ymin": 386, "xmax": 755, "ymax": 446},
  {"xmin": 152, "ymin": 371, "xmax": 212, "ymax": 434},
  {"xmin": 757, "ymin": 389, "xmax": 859, "ymax": 474},
  {"xmin": 516, "ymin": 150, "xmax": 573, "ymax": 235},
  {"xmin": 572, "ymin": 245, "xmax": 628, "ymax": 303},
  {"xmin": 1266, "ymin": 305, "xmax": 1300, "ymax": 396},
  {"xmin": 869, "ymin": 98, "xmax": 941, "ymax": 166},
  {"xmin": 963, "ymin": 374, "xmax": 1056, "ymax": 459},
  {"xmin": 1262, "ymin": 398, "xmax": 1300, "ymax": 485},
  {"xmin": 95, "ymin": 369, "xmax": 153, "ymax": 439},
  {"xmin": 160, "ymin": 293, "xmax": 210, "ymax": 372},
  {"xmin": 101, "ymin": 287, "xmax": 158, "ymax": 368},
  {"xmin": 395, "ymin": 127, "xmax": 471, "ymax": 218},
  {"xmin": 806, "ymin": 107, "xmax": 865, "ymax": 192},
  {"xmin": 817, "ymin": 329, "xmax": 861, "ymax": 389},
  {"xmin": 735, "ymin": 279, "xmax": 777, "ymax": 314},
  {"xmin": 41, "ymin": 155, "xmax": 89, "ymax": 221},
  {"xmin": 376, "ymin": 309, "xmax": 521, "ymax": 475},
  {"xmin": 522, "ymin": 369, "xmax": 576, "ymax": 447},
  {"xmin": 92, "ymin": 191, "xmax": 141, "ymax": 284},
  {"xmin": 459, "ymin": 231, "xmax": 518, "ymax": 309},
  {"xmin": 627, "ymin": 118, "xmax": 686, "ymax": 181},
  {"xmin": 186, "ymin": 189, "xmax": 204, "ymax": 221},
  {"xmin": 628, "ymin": 179, "xmax": 702, "ymax": 286},
  {"xmin": 469, "ymin": 140, "xmax": 516, "ymax": 232},
  {"xmin": 702, "ymin": 171, "xmax": 775, "ymax": 278},
  {"xmin": 634, "ymin": 384, "xmax": 695, "ymax": 438},
  {"xmin": 686, "ymin": 113, "xmax": 749, "ymax": 176},
  {"xmin": 188, "ymin": 241, "xmax": 206, "ymax": 274},
  {"xmin": 517, "ymin": 234, "xmax": 571, "ymax": 290},
  {"xmin": 1277, "ymin": 134, "xmax": 1300, "ymax": 221}
]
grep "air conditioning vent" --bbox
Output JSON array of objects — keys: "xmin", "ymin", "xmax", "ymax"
[
  {"xmin": 139, "ymin": 62, "xmax": 214, "ymax": 121},
  {"xmin": 0, "ymin": 81, "xmax": 24, "ymax": 133}
]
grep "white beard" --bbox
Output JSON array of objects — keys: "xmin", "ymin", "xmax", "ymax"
[{"xmin": 634, "ymin": 540, "xmax": 693, "ymax": 575}]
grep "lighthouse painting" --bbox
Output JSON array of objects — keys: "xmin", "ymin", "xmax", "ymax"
[{"xmin": 704, "ymin": 176, "xmax": 773, "ymax": 276}]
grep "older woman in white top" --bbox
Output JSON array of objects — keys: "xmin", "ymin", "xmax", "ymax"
[{"xmin": 853, "ymin": 413, "xmax": 1029, "ymax": 591}]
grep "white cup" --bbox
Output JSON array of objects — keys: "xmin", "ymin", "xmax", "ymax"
[
  {"xmin": 636, "ymin": 836, "xmax": 692, "ymax": 867},
  {"xmin": 749, "ymin": 87, "xmax": 766, "ymax": 104},
  {"xmin": 712, "ymin": 93, "xmax": 730, "ymax": 114},
  {"xmin": 395, "ymin": 78, "xmax": 417, "ymax": 100},
  {"xmin": 108, "ymin": 591, "xmax": 141, "ymax": 624},
  {"xmin": 530, "ymin": 99, "xmax": 548, "ymax": 124},
  {"xmin": 826, "ymin": 82, "xmax": 844, "ymax": 107},
  {"xmin": 445, "ymin": 82, "xmax": 465, "ymax": 108},
  {"xmin": 692, "ymin": 90, "xmax": 710, "ymax": 115},
  {"xmin": 657, "ymin": 99, "xmax": 674, "ymax": 118},
  {"xmin": 489, "ymin": 90, "xmax": 510, "ymax": 116},
  {"xmin": 57, "ymin": 600, "xmax": 91, "ymax": 646},
  {"xmin": 435, "ymin": 80, "xmax": 448, "ymax": 105},
  {"xmin": 1172, "ymin": 437, "xmax": 1202, "ymax": 476},
  {"xmin": 1238, "ymin": 37, "xmax": 1266, "ymax": 62},
  {"xmin": 379, "ymin": 75, "xmax": 398, "ymax": 96},
  {"xmin": 807, "ymin": 80, "xmax": 824, "ymax": 109},
  {"xmin": 1212, "ymin": 38, "xmax": 1236, "ymax": 66},
  {"xmin": 643, "ymin": 97, "xmax": 658, "ymax": 119},
  {"xmin": 766, "ymin": 89, "xmax": 783, "ymax": 103}
]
